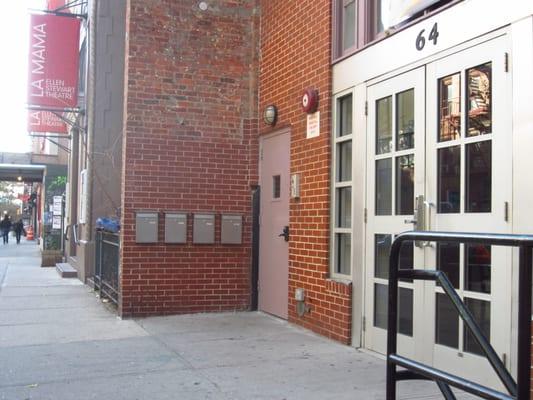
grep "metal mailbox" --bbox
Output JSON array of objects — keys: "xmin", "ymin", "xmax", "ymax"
[
  {"xmin": 164, "ymin": 213, "xmax": 187, "ymax": 243},
  {"xmin": 221, "ymin": 215, "xmax": 242, "ymax": 244},
  {"xmin": 135, "ymin": 212, "xmax": 158, "ymax": 243},
  {"xmin": 193, "ymin": 214, "xmax": 215, "ymax": 244}
]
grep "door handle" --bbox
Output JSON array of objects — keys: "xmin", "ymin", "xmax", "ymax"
[
  {"xmin": 278, "ymin": 226, "xmax": 289, "ymax": 242},
  {"xmin": 410, "ymin": 195, "xmax": 426, "ymax": 248},
  {"xmin": 405, "ymin": 196, "xmax": 435, "ymax": 247},
  {"xmin": 404, "ymin": 195, "xmax": 424, "ymax": 231},
  {"xmin": 422, "ymin": 200, "xmax": 434, "ymax": 248},
  {"xmin": 424, "ymin": 200, "xmax": 434, "ymax": 231}
]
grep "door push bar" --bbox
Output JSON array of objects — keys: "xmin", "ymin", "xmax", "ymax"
[
  {"xmin": 404, "ymin": 196, "xmax": 434, "ymax": 247},
  {"xmin": 386, "ymin": 231, "xmax": 533, "ymax": 400}
]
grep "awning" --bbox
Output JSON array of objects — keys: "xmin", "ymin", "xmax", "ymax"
[{"xmin": 0, "ymin": 164, "xmax": 46, "ymax": 183}]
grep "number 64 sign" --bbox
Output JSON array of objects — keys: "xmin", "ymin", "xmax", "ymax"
[{"xmin": 416, "ymin": 22, "xmax": 439, "ymax": 51}]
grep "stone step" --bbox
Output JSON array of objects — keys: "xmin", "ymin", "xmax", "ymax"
[{"xmin": 56, "ymin": 262, "xmax": 78, "ymax": 278}]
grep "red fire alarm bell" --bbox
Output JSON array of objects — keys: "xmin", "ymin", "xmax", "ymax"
[{"xmin": 301, "ymin": 88, "xmax": 319, "ymax": 114}]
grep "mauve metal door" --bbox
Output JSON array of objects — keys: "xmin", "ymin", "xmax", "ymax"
[{"xmin": 259, "ymin": 130, "xmax": 290, "ymax": 319}]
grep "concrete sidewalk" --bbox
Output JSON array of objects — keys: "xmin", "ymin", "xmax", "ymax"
[{"xmin": 0, "ymin": 239, "xmax": 470, "ymax": 400}]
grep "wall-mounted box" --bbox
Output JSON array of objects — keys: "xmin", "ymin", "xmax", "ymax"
[
  {"xmin": 193, "ymin": 214, "xmax": 215, "ymax": 244},
  {"xmin": 290, "ymin": 174, "xmax": 300, "ymax": 199},
  {"xmin": 136, "ymin": 212, "xmax": 158, "ymax": 243},
  {"xmin": 164, "ymin": 213, "xmax": 187, "ymax": 243},
  {"xmin": 221, "ymin": 214, "xmax": 242, "ymax": 244}
]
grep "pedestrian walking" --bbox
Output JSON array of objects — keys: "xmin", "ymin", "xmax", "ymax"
[
  {"xmin": 13, "ymin": 219, "xmax": 25, "ymax": 245},
  {"xmin": 0, "ymin": 214, "xmax": 12, "ymax": 244}
]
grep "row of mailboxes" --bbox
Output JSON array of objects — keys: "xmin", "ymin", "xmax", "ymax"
[{"xmin": 135, "ymin": 212, "xmax": 242, "ymax": 244}]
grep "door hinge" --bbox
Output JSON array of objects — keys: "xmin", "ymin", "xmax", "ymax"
[
  {"xmin": 362, "ymin": 316, "xmax": 366, "ymax": 331},
  {"xmin": 364, "ymin": 101, "xmax": 368, "ymax": 116},
  {"xmin": 364, "ymin": 207, "xmax": 368, "ymax": 223},
  {"xmin": 502, "ymin": 353, "xmax": 507, "ymax": 368},
  {"xmin": 504, "ymin": 52, "xmax": 509, "ymax": 73},
  {"xmin": 504, "ymin": 201, "xmax": 509, "ymax": 222}
]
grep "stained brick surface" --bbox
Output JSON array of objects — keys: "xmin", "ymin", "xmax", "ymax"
[
  {"xmin": 259, "ymin": 0, "xmax": 352, "ymax": 343},
  {"xmin": 120, "ymin": 0, "xmax": 259, "ymax": 317}
]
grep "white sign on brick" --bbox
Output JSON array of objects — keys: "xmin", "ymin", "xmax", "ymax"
[{"xmin": 306, "ymin": 111, "xmax": 320, "ymax": 139}]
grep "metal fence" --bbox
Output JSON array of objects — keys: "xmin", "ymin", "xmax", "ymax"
[
  {"xmin": 386, "ymin": 231, "xmax": 533, "ymax": 400},
  {"xmin": 95, "ymin": 230, "xmax": 120, "ymax": 305}
]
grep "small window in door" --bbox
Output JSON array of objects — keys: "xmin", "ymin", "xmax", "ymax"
[
  {"xmin": 272, "ymin": 175, "xmax": 281, "ymax": 199},
  {"xmin": 463, "ymin": 298, "xmax": 490, "ymax": 356},
  {"xmin": 467, "ymin": 63, "xmax": 492, "ymax": 137},
  {"xmin": 438, "ymin": 73, "xmax": 461, "ymax": 142},
  {"xmin": 396, "ymin": 89, "xmax": 415, "ymax": 150},
  {"xmin": 436, "ymin": 293, "xmax": 459, "ymax": 349},
  {"xmin": 465, "ymin": 141, "xmax": 491, "ymax": 213},
  {"xmin": 376, "ymin": 96, "xmax": 392, "ymax": 154},
  {"xmin": 437, "ymin": 146, "xmax": 460, "ymax": 213}
]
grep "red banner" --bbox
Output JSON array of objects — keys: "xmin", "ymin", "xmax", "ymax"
[
  {"xmin": 27, "ymin": 110, "xmax": 67, "ymax": 133},
  {"xmin": 27, "ymin": 14, "xmax": 80, "ymax": 108},
  {"xmin": 47, "ymin": 0, "xmax": 67, "ymax": 11}
]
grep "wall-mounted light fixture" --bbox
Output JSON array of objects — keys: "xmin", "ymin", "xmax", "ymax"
[{"xmin": 263, "ymin": 104, "xmax": 278, "ymax": 126}]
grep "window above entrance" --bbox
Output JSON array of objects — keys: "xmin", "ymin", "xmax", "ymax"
[{"xmin": 332, "ymin": 0, "xmax": 458, "ymax": 61}]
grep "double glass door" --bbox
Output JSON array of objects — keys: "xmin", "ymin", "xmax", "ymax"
[{"xmin": 364, "ymin": 36, "xmax": 512, "ymax": 387}]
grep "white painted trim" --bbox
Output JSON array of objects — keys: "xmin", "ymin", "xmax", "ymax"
[
  {"xmin": 351, "ymin": 83, "xmax": 368, "ymax": 348},
  {"xmin": 510, "ymin": 15, "xmax": 533, "ymax": 377},
  {"xmin": 330, "ymin": 89, "xmax": 356, "ymax": 281}
]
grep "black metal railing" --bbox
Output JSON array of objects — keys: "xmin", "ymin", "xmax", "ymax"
[
  {"xmin": 387, "ymin": 231, "xmax": 533, "ymax": 400},
  {"xmin": 64, "ymin": 224, "xmax": 80, "ymax": 245},
  {"xmin": 94, "ymin": 230, "xmax": 120, "ymax": 305}
]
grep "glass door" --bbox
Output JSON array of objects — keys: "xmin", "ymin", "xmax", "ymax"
[
  {"xmin": 364, "ymin": 67, "xmax": 428, "ymax": 361},
  {"xmin": 364, "ymin": 36, "xmax": 513, "ymax": 389},
  {"xmin": 425, "ymin": 36, "xmax": 512, "ymax": 388}
]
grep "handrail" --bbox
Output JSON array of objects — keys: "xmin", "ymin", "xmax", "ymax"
[
  {"xmin": 72, "ymin": 223, "xmax": 80, "ymax": 245},
  {"xmin": 386, "ymin": 231, "xmax": 533, "ymax": 400},
  {"xmin": 94, "ymin": 230, "xmax": 120, "ymax": 305}
]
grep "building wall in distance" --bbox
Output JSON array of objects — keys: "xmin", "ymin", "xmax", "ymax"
[{"xmin": 91, "ymin": 0, "xmax": 126, "ymax": 230}]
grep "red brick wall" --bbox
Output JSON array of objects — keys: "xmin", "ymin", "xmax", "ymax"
[
  {"xmin": 259, "ymin": 1, "xmax": 352, "ymax": 343},
  {"xmin": 120, "ymin": 0, "xmax": 260, "ymax": 317}
]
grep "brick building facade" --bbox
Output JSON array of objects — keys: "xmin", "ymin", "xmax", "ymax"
[
  {"xmin": 117, "ymin": 0, "xmax": 353, "ymax": 340},
  {"xmin": 259, "ymin": 0, "xmax": 351, "ymax": 343},
  {"xmin": 59, "ymin": 0, "xmax": 531, "ymax": 395},
  {"xmin": 120, "ymin": 0, "xmax": 260, "ymax": 317}
]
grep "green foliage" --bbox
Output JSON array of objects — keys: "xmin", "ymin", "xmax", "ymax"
[
  {"xmin": 0, "ymin": 181, "xmax": 17, "ymax": 202},
  {"xmin": 0, "ymin": 181, "xmax": 22, "ymax": 218},
  {"xmin": 43, "ymin": 176, "xmax": 66, "ymax": 250},
  {"xmin": 47, "ymin": 176, "xmax": 67, "ymax": 193},
  {"xmin": 44, "ymin": 232, "xmax": 61, "ymax": 251}
]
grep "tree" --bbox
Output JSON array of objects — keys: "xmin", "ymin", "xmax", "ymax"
[{"xmin": 0, "ymin": 181, "xmax": 23, "ymax": 218}]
